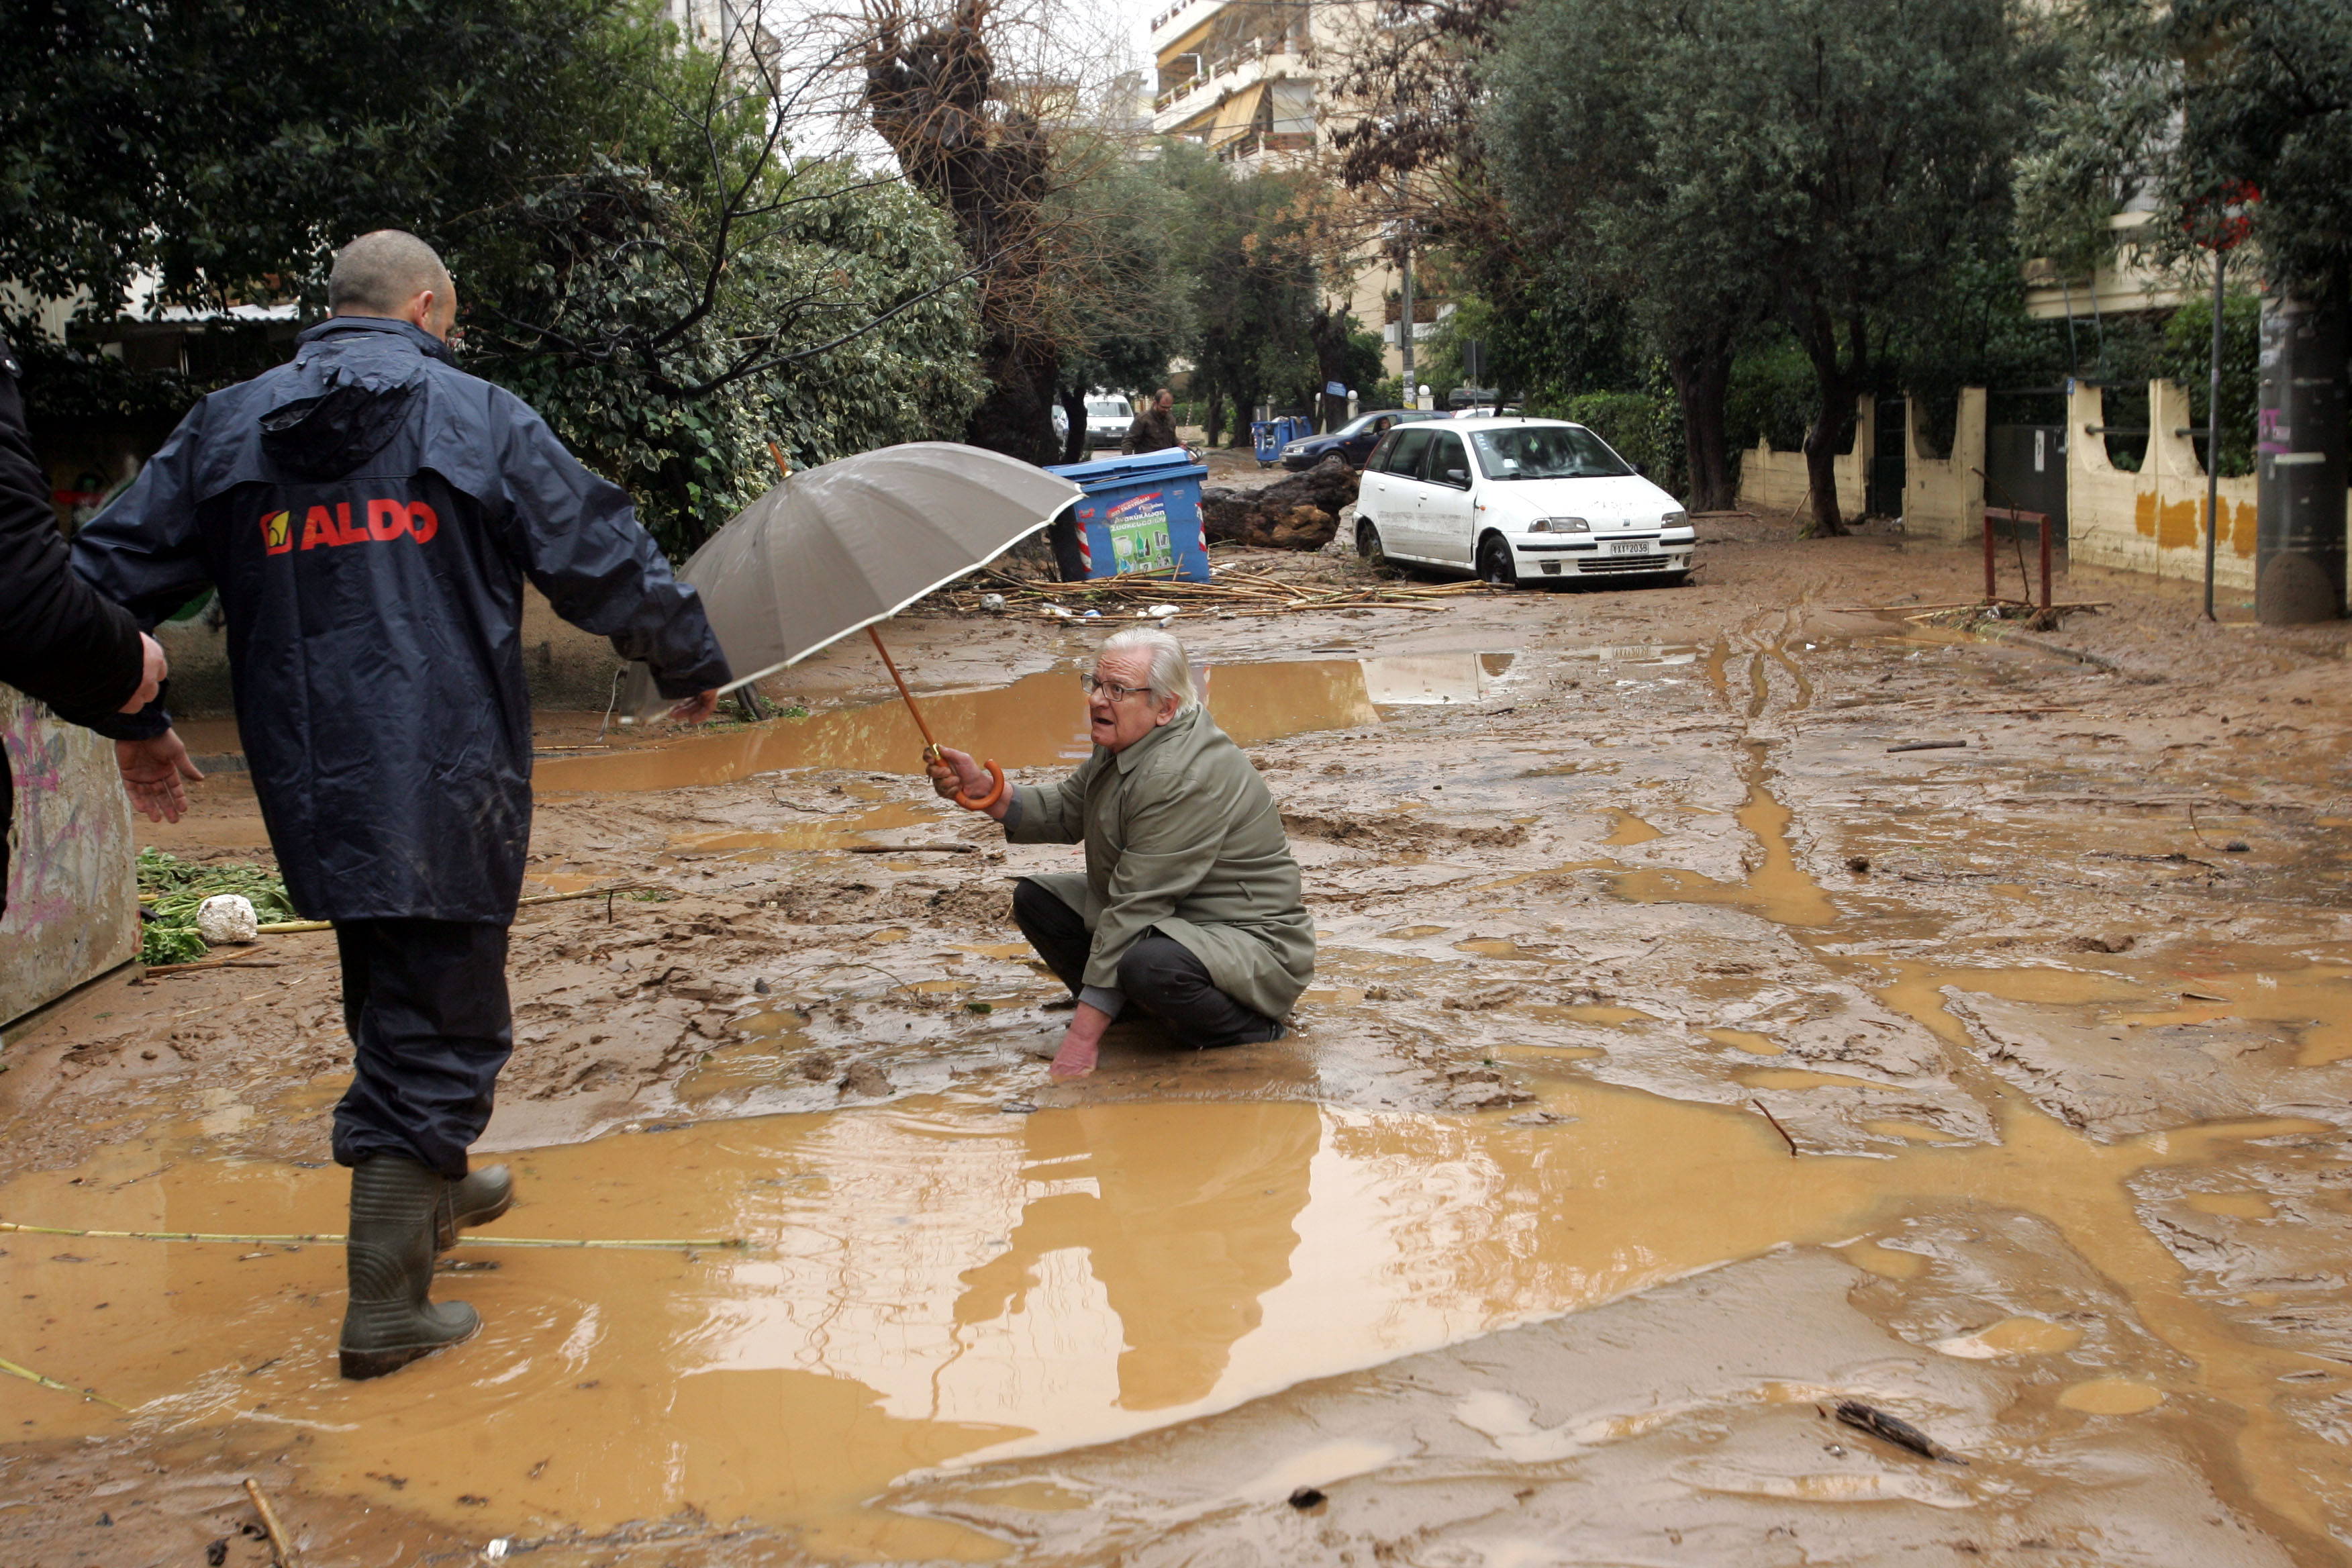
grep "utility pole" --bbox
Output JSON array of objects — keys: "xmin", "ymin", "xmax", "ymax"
[
  {"xmin": 2256, "ymin": 293, "xmax": 2349, "ymax": 622},
  {"xmin": 2203, "ymin": 250, "xmax": 2224, "ymax": 620}
]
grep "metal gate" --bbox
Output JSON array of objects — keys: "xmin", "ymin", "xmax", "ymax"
[
  {"xmin": 1868, "ymin": 397, "xmax": 1907, "ymax": 518},
  {"xmin": 1983, "ymin": 424, "xmax": 2067, "ymax": 544}
]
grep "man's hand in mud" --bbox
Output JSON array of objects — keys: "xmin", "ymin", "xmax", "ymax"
[
  {"xmin": 116, "ymin": 730, "xmax": 203, "ymax": 824},
  {"xmin": 121, "ymin": 632, "xmax": 168, "ymax": 713},
  {"xmin": 1049, "ymin": 1001, "xmax": 1113, "ymax": 1081},
  {"xmin": 928, "ymin": 744, "xmax": 1011, "ymax": 820},
  {"xmin": 669, "ymin": 689, "xmax": 722, "ymax": 725}
]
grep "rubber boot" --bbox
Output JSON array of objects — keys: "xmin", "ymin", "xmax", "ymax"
[
  {"xmin": 340, "ymin": 1156, "xmax": 480, "ymax": 1381},
  {"xmin": 434, "ymin": 1163, "xmax": 514, "ymax": 1254}
]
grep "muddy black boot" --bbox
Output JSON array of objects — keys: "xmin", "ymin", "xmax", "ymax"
[
  {"xmin": 340, "ymin": 1156, "xmax": 480, "ymax": 1381},
  {"xmin": 434, "ymin": 1164, "xmax": 513, "ymax": 1254}
]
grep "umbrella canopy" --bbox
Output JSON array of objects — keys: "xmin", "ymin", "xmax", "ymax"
[{"xmin": 621, "ymin": 442, "xmax": 1081, "ymax": 718}]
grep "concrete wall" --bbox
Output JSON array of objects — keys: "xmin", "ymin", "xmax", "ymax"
[
  {"xmin": 2, "ymin": 693, "xmax": 140, "ymax": 1027},
  {"xmin": 1736, "ymin": 396, "xmax": 1871, "ymax": 520},
  {"xmin": 2067, "ymin": 380, "xmax": 2261, "ymax": 593},
  {"xmin": 1901, "ymin": 387, "xmax": 1986, "ymax": 544}
]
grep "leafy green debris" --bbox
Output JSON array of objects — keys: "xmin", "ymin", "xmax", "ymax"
[{"xmin": 136, "ymin": 848, "xmax": 297, "ymax": 965}]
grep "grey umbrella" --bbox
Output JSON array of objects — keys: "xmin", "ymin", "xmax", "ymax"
[{"xmin": 620, "ymin": 442, "xmax": 1081, "ymax": 803}]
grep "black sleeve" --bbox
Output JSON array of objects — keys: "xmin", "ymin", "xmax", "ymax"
[{"xmin": 0, "ymin": 336, "xmax": 145, "ymax": 724}]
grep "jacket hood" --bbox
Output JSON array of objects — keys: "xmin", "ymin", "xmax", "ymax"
[{"xmin": 260, "ymin": 318, "xmax": 451, "ymax": 479}]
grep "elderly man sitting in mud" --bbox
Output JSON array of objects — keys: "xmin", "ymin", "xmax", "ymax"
[{"xmin": 927, "ymin": 628, "xmax": 1314, "ymax": 1079}]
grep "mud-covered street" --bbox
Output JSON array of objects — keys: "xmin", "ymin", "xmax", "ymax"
[{"xmin": 5, "ymin": 522, "xmax": 2351, "ymax": 1566}]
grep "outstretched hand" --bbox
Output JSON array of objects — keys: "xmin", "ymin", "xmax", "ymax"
[{"xmin": 117, "ymin": 730, "xmax": 203, "ymax": 823}]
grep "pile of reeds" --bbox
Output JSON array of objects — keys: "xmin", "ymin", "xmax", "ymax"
[{"xmin": 935, "ymin": 566, "xmax": 1500, "ymax": 619}]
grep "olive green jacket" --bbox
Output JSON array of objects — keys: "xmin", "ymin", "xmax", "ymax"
[{"xmin": 1006, "ymin": 705, "xmax": 1314, "ymax": 1020}]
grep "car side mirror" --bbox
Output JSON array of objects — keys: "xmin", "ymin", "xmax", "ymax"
[{"xmin": 1445, "ymin": 467, "xmax": 1469, "ymax": 485}]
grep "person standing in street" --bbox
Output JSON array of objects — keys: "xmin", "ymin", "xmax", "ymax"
[
  {"xmin": 71, "ymin": 230, "xmax": 732, "ymax": 1379},
  {"xmin": 0, "ymin": 332, "xmax": 168, "ymax": 917},
  {"xmin": 1120, "ymin": 387, "xmax": 1181, "ymax": 456}
]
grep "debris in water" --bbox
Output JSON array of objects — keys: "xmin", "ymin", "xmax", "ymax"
[
  {"xmin": 243, "ymin": 1477, "xmax": 304, "ymax": 1566},
  {"xmin": 1833, "ymin": 1399, "xmax": 1968, "ymax": 1465},
  {"xmin": 839, "ymin": 1062, "xmax": 892, "ymax": 1098},
  {"xmin": 1887, "ymin": 740, "xmax": 1967, "ymax": 754},
  {"xmin": 1287, "ymin": 1486, "xmax": 1327, "ymax": 1509},
  {"xmin": 1846, "ymin": 855, "xmax": 1871, "ymax": 874},
  {"xmin": 1504, "ymin": 1110, "xmax": 1573, "ymax": 1127},
  {"xmin": 2224, "ymin": 840, "xmax": 2250, "ymax": 853},
  {"xmin": 1750, "ymin": 1097, "xmax": 1801, "ymax": 1157},
  {"xmin": 999, "ymin": 1101, "xmax": 1038, "ymax": 1114},
  {"xmin": 753, "ymin": 977, "xmax": 773, "ymax": 994}
]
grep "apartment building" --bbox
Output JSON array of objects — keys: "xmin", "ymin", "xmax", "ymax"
[
  {"xmin": 1149, "ymin": 0, "xmax": 1434, "ymax": 386},
  {"xmin": 1149, "ymin": 0, "xmax": 1324, "ymax": 173}
]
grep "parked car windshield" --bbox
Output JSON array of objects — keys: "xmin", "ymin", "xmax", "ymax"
[
  {"xmin": 1342, "ymin": 409, "xmax": 1444, "ymax": 438},
  {"xmin": 1471, "ymin": 425, "xmax": 1633, "ymax": 479}
]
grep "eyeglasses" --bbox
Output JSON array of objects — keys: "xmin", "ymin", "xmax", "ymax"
[{"xmin": 1081, "ymin": 674, "xmax": 1154, "ymax": 703}]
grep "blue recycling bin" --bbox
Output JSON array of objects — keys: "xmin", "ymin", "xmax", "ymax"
[
  {"xmin": 1251, "ymin": 419, "xmax": 1282, "ymax": 467},
  {"xmin": 1044, "ymin": 447, "xmax": 1212, "ymax": 583}
]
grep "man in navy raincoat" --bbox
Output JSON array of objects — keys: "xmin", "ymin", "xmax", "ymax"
[{"xmin": 72, "ymin": 231, "xmax": 732, "ymax": 1379}]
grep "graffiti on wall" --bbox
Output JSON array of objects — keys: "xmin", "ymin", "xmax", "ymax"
[{"xmin": 1, "ymin": 691, "xmax": 139, "ymax": 1026}]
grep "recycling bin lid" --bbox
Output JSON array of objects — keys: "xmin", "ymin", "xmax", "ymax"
[{"xmin": 1045, "ymin": 447, "xmax": 1206, "ymax": 487}]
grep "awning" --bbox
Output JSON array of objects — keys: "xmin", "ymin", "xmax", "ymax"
[{"xmin": 1208, "ymin": 83, "xmax": 1267, "ymax": 147}]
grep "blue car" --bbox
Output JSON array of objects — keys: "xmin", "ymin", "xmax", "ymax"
[{"xmin": 1279, "ymin": 409, "xmax": 1447, "ymax": 471}]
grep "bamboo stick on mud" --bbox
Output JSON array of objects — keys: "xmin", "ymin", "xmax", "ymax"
[
  {"xmin": 0, "ymin": 1221, "xmax": 750, "ymax": 1253},
  {"xmin": 251, "ymin": 881, "xmax": 652, "ymax": 936},
  {"xmin": 244, "ymin": 1477, "xmax": 304, "ymax": 1568},
  {"xmin": 0, "ymin": 1353, "xmax": 124, "ymax": 1409}
]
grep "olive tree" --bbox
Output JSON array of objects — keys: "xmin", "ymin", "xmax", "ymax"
[{"xmin": 1486, "ymin": 0, "xmax": 2031, "ymax": 532}]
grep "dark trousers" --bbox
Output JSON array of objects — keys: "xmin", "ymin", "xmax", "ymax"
[
  {"xmin": 1012, "ymin": 878, "xmax": 1283, "ymax": 1048},
  {"xmin": 331, "ymin": 918, "xmax": 512, "ymax": 1179}
]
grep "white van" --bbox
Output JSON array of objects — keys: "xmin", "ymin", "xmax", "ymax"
[
  {"xmin": 1085, "ymin": 393, "xmax": 1135, "ymax": 449},
  {"xmin": 1355, "ymin": 416, "xmax": 1693, "ymax": 587}
]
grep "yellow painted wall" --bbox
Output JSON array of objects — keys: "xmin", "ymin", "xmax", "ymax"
[
  {"xmin": 2067, "ymin": 380, "xmax": 2276, "ymax": 594},
  {"xmin": 1900, "ymin": 387, "xmax": 1985, "ymax": 545},
  {"xmin": 1735, "ymin": 396, "xmax": 1871, "ymax": 521}
]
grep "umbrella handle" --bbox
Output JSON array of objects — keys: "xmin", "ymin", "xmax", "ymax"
[
  {"xmin": 926, "ymin": 745, "xmax": 1006, "ymax": 812},
  {"xmin": 958, "ymin": 758, "xmax": 1007, "ymax": 812}
]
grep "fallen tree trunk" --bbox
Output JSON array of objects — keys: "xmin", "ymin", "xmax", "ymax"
[{"xmin": 1199, "ymin": 456, "xmax": 1361, "ymax": 550}]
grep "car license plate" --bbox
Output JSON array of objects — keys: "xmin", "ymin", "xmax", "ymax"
[{"xmin": 1608, "ymin": 539, "xmax": 1651, "ymax": 554}]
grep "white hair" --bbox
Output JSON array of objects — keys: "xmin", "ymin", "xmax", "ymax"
[{"xmin": 1099, "ymin": 628, "xmax": 1197, "ymax": 712}]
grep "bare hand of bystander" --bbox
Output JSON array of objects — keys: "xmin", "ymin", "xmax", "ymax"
[{"xmin": 115, "ymin": 730, "xmax": 203, "ymax": 823}]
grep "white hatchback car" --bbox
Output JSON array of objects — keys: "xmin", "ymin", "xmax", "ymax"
[{"xmin": 1355, "ymin": 416, "xmax": 1694, "ymax": 586}]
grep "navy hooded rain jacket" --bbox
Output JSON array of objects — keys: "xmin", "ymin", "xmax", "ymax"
[{"xmin": 71, "ymin": 316, "xmax": 731, "ymax": 925}]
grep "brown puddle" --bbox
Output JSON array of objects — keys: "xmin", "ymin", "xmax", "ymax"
[
  {"xmin": 5, "ymin": 1079, "xmax": 2342, "ymax": 1555},
  {"xmin": 536, "ymin": 659, "xmax": 1383, "ymax": 793}
]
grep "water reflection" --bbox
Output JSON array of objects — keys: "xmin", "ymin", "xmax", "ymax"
[{"xmin": 953, "ymin": 1103, "xmax": 1318, "ymax": 1412}]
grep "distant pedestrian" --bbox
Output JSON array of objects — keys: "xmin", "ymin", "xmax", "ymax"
[
  {"xmin": 1120, "ymin": 388, "xmax": 1181, "ymax": 456},
  {"xmin": 0, "ymin": 330, "xmax": 167, "ymax": 918},
  {"xmin": 72, "ymin": 230, "xmax": 732, "ymax": 1380}
]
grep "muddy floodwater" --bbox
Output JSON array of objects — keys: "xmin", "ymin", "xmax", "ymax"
[{"xmin": 6, "ymin": 531, "xmax": 2352, "ymax": 1566}]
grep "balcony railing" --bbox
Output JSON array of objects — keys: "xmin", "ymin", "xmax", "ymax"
[{"xmin": 1154, "ymin": 34, "xmax": 1311, "ymax": 112}]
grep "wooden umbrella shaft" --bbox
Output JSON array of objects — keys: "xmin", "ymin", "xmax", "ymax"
[{"xmin": 866, "ymin": 626, "xmax": 940, "ymax": 754}]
